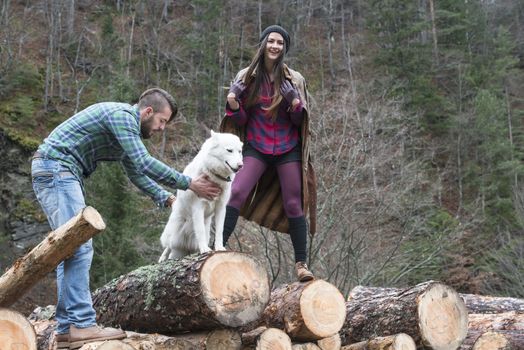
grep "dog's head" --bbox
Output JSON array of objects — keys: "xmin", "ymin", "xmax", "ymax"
[{"xmin": 202, "ymin": 130, "xmax": 244, "ymax": 176}]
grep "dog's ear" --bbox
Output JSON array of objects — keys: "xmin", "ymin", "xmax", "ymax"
[{"xmin": 210, "ymin": 129, "xmax": 215, "ymax": 137}]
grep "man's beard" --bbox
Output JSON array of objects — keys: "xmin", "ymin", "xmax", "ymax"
[{"xmin": 140, "ymin": 118, "xmax": 154, "ymax": 139}]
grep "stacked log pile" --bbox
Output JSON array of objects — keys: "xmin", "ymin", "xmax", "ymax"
[
  {"xmin": 4, "ymin": 228, "xmax": 524, "ymax": 350},
  {"xmin": 349, "ymin": 285, "xmax": 524, "ymax": 350},
  {"xmin": 460, "ymin": 294, "xmax": 524, "ymax": 350},
  {"xmin": 342, "ymin": 281, "xmax": 469, "ymax": 350}
]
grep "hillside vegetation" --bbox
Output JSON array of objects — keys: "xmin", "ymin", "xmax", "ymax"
[{"xmin": 0, "ymin": 0, "xmax": 523, "ymax": 298}]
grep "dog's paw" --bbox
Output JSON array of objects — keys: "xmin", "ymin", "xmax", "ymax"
[{"xmin": 214, "ymin": 245, "xmax": 226, "ymax": 251}]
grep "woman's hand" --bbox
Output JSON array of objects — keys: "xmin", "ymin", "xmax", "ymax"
[
  {"xmin": 280, "ymin": 80, "xmax": 300, "ymax": 106},
  {"xmin": 227, "ymin": 80, "xmax": 246, "ymax": 110}
]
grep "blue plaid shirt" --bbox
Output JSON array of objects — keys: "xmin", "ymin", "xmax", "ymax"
[{"xmin": 37, "ymin": 102, "xmax": 191, "ymax": 207}]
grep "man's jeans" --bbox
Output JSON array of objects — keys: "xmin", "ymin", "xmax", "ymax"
[{"xmin": 31, "ymin": 158, "xmax": 96, "ymax": 334}]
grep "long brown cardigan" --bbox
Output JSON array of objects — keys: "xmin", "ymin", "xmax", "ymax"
[{"xmin": 219, "ymin": 64, "xmax": 317, "ymax": 235}]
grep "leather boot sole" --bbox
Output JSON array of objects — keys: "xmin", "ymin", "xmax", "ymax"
[
  {"xmin": 69, "ymin": 333, "xmax": 126, "ymax": 349},
  {"xmin": 56, "ymin": 341, "xmax": 69, "ymax": 350}
]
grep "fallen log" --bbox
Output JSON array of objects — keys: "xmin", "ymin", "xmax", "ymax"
[
  {"xmin": 341, "ymin": 281, "xmax": 468, "ymax": 350},
  {"xmin": 241, "ymin": 327, "xmax": 292, "ymax": 349},
  {"xmin": 93, "ymin": 251, "xmax": 270, "ymax": 334},
  {"xmin": 349, "ymin": 285, "xmax": 524, "ymax": 314},
  {"xmin": 0, "ymin": 308, "xmax": 37, "ymax": 350},
  {"xmin": 32, "ymin": 319, "xmax": 242, "ymax": 350},
  {"xmin": 317, "ymin": 333, "xmax": 341, "ymax": 350},
  {"xmin": 460, "ymin": 294, "xmax": 524, "ymax": 314},
  {"xmin": 0, "ymin": 206, "xmax": 105, "ymax": 307},
  {"xmin": 256, "ymin": 280, "xmax": 346, "ymax": 342},
  {"xmin": 459, "ymin": 330, "xmax": 524, "ymax": 350},
  {"xmin": 340, "ymin": 333, "xmax": 416, "ymax": 350},
  {"xmin": 468, "ymin": 312, "xmax": 524, "ymax": 331},
  {"xmin": 171, "ymin": 328, "xmax": 242, "ymax": 350}
]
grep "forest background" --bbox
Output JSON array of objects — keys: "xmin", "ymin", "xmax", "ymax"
[{"xmin": 0, "ymin": 0, "xmax": 523, "ymax": 309}]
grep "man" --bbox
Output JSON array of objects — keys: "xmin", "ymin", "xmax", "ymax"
[{"xmin": 31, "ymin": 88, "xmax": 221, "ymax": 349}]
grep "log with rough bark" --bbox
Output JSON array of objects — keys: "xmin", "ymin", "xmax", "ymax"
[
  {"xmin": 468, "ymin": 312, "xmax": 524, "ymax": 331},
  {"xmin": 317, "ymin": 333, "xmax": 341, "ymax": 350},
  {"xmin": 254, "ymin": 280, "xmax": 346, "ymax": 342},
  {"xmin": 0, "ymin": 206, "xmax": 105, "ymax": 307},
  {"xmin": 460, "ymin": 293, "xmax": 524, "ymax": 314},
  {"xmin": 342, "ymin": 281, "xmax": 468, "ymax": 350},
  {"xmin": 340, "ymin": 333, "xmax": 416, "ymax": 350},
  {"xmin": 93, "ymin": 251, "xmax": 270, "ymax": 334},
  {"xmin": 349, "ymin": 285, "xmax": 524, "ymax": 314},
  {"xmin": 32, "ymin": 319, "xmax": 242, "ymax": 350},
  {"xmin": 459, "ymin": 330, "xmax": 524, "ymax": 350},
  {"xmin": 0, "ymin": 308, "xmax": 37, "ymax": 350},
  {"xmin": 241, "ymin": 326, "xmax": 292, "ymax": 349}
]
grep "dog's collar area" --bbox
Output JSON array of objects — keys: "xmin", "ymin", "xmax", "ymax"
[{"xmin": 211, "ymin": 171, "xmax": 232, "ymax": 182}]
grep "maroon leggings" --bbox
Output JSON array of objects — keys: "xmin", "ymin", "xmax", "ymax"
[{"xmin": 228, "ymin": 156, "xmax": 303, "ymax": 218}]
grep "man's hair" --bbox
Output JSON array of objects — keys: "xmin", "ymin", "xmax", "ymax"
[{"xmin": 138, "ymin": 88, "xmax": 178, "ymax": 122}]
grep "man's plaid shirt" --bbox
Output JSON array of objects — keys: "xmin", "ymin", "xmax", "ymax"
[{"xmin": 37, "ymin": 102, "xmax": 191, "ymax": 207}]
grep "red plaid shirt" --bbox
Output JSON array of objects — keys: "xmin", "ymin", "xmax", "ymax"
[{"xmin": 225, "ymin": 78, "xmax": 304, "ymax": 155}]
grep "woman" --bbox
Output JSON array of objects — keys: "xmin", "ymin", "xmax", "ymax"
[{"xmin": 220, "ymin": 25, "xmax": 316, "ymax": 282}]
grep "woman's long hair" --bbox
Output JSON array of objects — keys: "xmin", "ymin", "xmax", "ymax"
[{"xmin": 243, "ymin": 35, "xmax": 287, "ymax": 120}]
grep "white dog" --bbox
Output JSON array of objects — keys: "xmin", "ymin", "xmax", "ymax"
[{"xmin": 158, "ymin": 131, "xmax": 243, "ymax": 261}]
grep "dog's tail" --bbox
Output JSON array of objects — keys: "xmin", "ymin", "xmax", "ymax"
[{"xmin": 158, "ymin": 247, "xmax": 171, "ymax": 263}]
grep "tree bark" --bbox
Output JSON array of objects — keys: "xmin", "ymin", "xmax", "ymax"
[
  {"xmin": 468, "ymin": 312, "xmax": 524, "ymax": 331},
  {"xmin": 317, "ymin": 333, "xmax": 341, "ymax": 350},
  {"xmin": 242, "ymin": 327, "xmax": 292, "ymax": 349},
  {"xmin": 340, "ymin": 333, "xmax": 416, "ymax": 350},
  {"xmin": 342, "ymin": 281, "xmax": 468, "ymax": 350},
  {"xmin": 93, "ymin": 251, "xmax": 270, "ymax": 334},
  {"xmin": 350, "ymin": 285, "xmax": 524, "ymax": 314},
  {"xmin": 255, "ymin": 280, "xmax": 346, "ymax": 342},
  {"xmin": 460, "ymin": 293, "xmax": 524, "ymax": 314},
  {"xmin": 32, "ymin": 319, "xmax": 243, "ymax": 350},
  {"xmin": 0, "ymin": 308, "xmax": 37, "ymax": 350},
  {"xmin": 0, "ymin": 206, "xmax": 105, "ymax": 307},
  {"xmin": 460, "ymin": 330, "xmax": 524, "ymax": 350}
]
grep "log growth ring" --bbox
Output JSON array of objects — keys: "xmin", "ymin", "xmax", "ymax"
[{"xmin": 200, "ymin": 252, "xmax": 270, "ymax": 327}]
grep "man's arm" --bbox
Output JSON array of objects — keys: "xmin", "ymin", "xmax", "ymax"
[
  {"xmin": 121, "ymin": 156, "xmax": 174, "ymax": 207},
  {"xmin": 106, "ymin": 110, "xmax": 192, "ymax": 190}
]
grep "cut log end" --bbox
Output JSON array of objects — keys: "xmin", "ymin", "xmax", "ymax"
[
  {"xmin": 391, "ymin": 333, "xmax": 417, "ymax": 350},
  {"xmin": 292, "ymin": 343, "xmax": 321, "ymax": 349},
  {"xmin": 301, "ymin": 280, "xmax": 346, "ymax": 338},
  {"xmin": 83, "ymin": 206, "xmax": 106, "ymax": 231},
  {"xmin": 0, "ymin": 308, "xmax": 37, "ymax": 350},
  {"xmin": 317, "ymin": 333, "xmax": 341, "ymax": 350},
  {"xmin": 200, "ymin": 252, "xmax": 270, "ymax": 327},
  {"xmin": 206, "ymin": 328, "xmax": 242, "ymax": 349},
  {"xmin": 417, "ymin": 283, "xmax": 468, "ymax": 350},
  {"xmin": 473, "ymin": 331, "xmax": 511, "ymax": 350},
  {"xmin": 341, "ymin": 333, "xmax": 416, "ymax": 350},
  {"xmin": 256, "ymin": 328, "xmax": 292, "ymax": 350}
]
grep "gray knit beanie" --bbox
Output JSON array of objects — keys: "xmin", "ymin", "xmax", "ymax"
[{"xmin": 259, "ymin": 25, "xmax": 290, "ymax": 53}]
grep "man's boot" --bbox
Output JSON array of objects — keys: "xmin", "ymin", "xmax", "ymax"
[
  {"xmin": 55, "ymin": 333, "xmax": 69, "ymax": 350},
  {"xmin": 69, "ymin": 325, "xmax": 126, "ymax": 349}
]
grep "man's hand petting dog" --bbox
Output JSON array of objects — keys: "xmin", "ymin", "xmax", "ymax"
[{"xmin": 189, "ymin": 174, "xmax": 222, "ymax": 200}]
